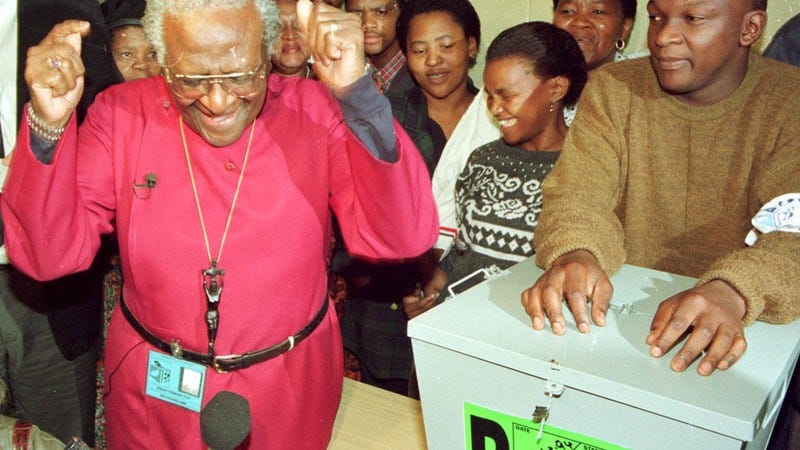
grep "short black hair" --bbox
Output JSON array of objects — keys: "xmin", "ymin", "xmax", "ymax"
[
  {"xmin": 102, "ymin": 0, "xmax": 147, "ymax": 30},
  {"xmin": 752, "ymin": 0, "xmax": 767, "ymax": 9},
  {"xmin": 396, "ymin": 0, "xmax": 481, "ymax": 67},
  {"xmin": 552, "ymin": 0, "xmax": 637, "ymax": 20},
  {"xmin": 486, "ymin": 21, "xmax": 587, "ymax": 106}
]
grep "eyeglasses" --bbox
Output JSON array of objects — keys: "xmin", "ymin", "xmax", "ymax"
[
  {"xmin": 349, "ymin": 2, "xmax": 399, "ymax": 21},
  {"xmin": 164, "ymin": 64, "xmax": 267, "ymax": 100}
]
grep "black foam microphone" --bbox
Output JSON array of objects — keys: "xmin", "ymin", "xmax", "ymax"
[
  {"xmin": 200, "ymin": 391, "xmax": 252, "ymax": 450},
  {"xmin": 144, "ymin": 173, "xmax": 157, "ymax": 188}
]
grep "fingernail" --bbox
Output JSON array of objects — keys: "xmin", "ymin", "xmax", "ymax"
[
  {"xmin": 698, "ymin": 363, "xmax": 712, "ymax": 376},
  {"xmin": 597, "ymin": 312, "xmax": 606, "ymax": 326},
  {"xmin": 532, "ymin": 317, "xmax": 543, "ymax": 329},
  {"xmin": 578, "ymin": 322, "xmax": 589, "ymax": 333},
  {"xmin": 672, "ymin": 358, "xmax": 686, "ymax": 371},
  {"xmin": 552, "ymin": 321, "xmax": 565, "ymax": 335},
  {"xmin": 649, "ymin": 346, "xmax": 662, "ymax": 357}
]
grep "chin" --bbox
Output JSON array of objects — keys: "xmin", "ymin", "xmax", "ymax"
[
  {"xmin": 655, "ymin": 73, "xmax": 691, "ymax": 95},
  {"xmin": 423, "ymin": 84, "xmax": 458, "ymax": 101},
  {"xmin": 365, "ymin": 44, "xmax": 383, "ymax": 56},
  {"xmin": 194, "ymin": 122, "xmax": 249, "ymax": 148},
  {"xmin": 202, "ymin": 133, "xmax": 242, "ymax": 147}
]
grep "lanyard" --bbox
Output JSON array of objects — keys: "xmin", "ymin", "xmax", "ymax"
[{"xmin": 180, "ymin": 116, "xmax": 256, "ymax": 355}]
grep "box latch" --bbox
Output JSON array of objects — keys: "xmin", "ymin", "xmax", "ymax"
[{"xmin": 531, "ymin": 380, "xmax": 565, "ymax": 441}]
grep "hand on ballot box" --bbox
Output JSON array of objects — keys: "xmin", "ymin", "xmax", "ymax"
[{"xmin": 522, "ymin": 249, "xmax": 748, "ymax": 376}]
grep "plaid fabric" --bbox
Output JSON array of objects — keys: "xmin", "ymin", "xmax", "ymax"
[
  {"xmin": 388, "ymin": 81, "xmax": 478, "ymax": 175},
  {"xmin": 370, "ymin": 50, "xmax": 407, "ymax": 93},
  {"xmin": 340, "ymin": 297, "xmax": 414, "ymax": 380},
  {"xmin": 387, "ymin": 86, "xmax": 442, "ymax": 175}
]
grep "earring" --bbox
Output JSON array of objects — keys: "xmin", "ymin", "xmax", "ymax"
[
  {"xmin": 548, "ymin": 101, "xmax": 555, "ymax": 113},
  {"xmin": 615, "ymin": 39, "xmax": 626, "ymax": 51}
]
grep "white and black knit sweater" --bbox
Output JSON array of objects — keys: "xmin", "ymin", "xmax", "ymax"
[{"xmin": 443, "ymin": 139, "xmax": 560, "ymax": 290}]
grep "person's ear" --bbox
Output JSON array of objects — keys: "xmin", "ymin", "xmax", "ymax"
[
  {"xmin": 465, "ymin": 36, "xmax": 479, "ymax": 67},
  {"xmin": 549, "ymin": 75, "xmax": 570, "ymax": 103},
  {"xmin": 740, "ymin": 10, "xmax": 767, "ymax": 47},
  {"xmin": 467, "ymin": 36, "xmax": 478, "ymax": 61},
  {"xmin": 620, "ymin": 17, "xmax": 634, "ymax": 43}
]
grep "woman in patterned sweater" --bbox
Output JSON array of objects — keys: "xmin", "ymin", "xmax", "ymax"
[{"xmin": 411, "ymin": 21, "xmax": 587, "ymax": 304}]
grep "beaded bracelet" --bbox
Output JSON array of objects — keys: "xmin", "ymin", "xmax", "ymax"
[{"xmin": 26, "ymin": 103, "xmax": 65, "ymax": 143}]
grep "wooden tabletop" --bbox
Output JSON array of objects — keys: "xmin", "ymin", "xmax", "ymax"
[{"xmin": 329, "ymin": 378, "xmax": 428, "ymax": 449}]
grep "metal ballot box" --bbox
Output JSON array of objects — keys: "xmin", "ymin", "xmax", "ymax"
[{"xmin": 408, "ymin": 257, "xmax": 800, "ymax": 450}]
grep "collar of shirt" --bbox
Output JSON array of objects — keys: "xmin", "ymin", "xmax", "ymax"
[{"xmin": 370, "ymin": 50, "xmax": 406, "ymax": 94}]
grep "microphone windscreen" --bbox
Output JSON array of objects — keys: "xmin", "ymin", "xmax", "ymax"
[
  {"xmin": 200, "ymin": 391, "xmax": 251, "ymax": 450},
  {"xmin": 144, "ymin": 173, "xmax": 157, "ymax": 188}
]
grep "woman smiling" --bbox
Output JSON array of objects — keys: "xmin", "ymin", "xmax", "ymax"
[
  {"xmin": 434, "ymin": 21, "xmax": 587, "ymax": 300},
  {"xmin": 432, "ymin": 0, "xmax": 639, "ymax": 259}
]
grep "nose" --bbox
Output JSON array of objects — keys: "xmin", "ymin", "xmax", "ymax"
[
  {"xmin": 202, "ymin": 82, "xmax": 237, "ymax": 116},
  {"xmin": 133, "ymin": 58, "xmax": 150, "ymax": 72},
  {"xmin": 425, "ymin": 47, "xmax": 442, "ymax": 66},
  {"xmin": 487, "ymin": 96, "xmax": 503, "ymax": 117},
  {"xmin": 361, "ymin": 12, "xmax": 377, "ymax": 30},
  {"xmin": 651, "ymin": 19, "xmax": 682, "ymax": 48},
  {"xmin": 569, "ymin": 10, "xmax": 592, "ymax": 28},
  {"xmin": 284, "ymin": 25, "xmax": 300, "ymax": 41}
]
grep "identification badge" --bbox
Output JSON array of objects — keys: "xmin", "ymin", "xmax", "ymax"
[{"xmin": 145, "ymin": 350, "xmax": 207, "ymax": 412}]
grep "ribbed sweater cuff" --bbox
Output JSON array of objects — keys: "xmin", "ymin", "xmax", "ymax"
[{"xmin": 696, "ymin": 268, "xmax": 764, "ymax": 326}]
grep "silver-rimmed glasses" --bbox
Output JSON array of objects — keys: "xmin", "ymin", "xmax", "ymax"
[{"xmin": 164, "ymin": 63, "xmax": 267, "ymax": 100}]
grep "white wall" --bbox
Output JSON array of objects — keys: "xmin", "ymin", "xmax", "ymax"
[{"xmin": 468, "ymin": 0, "xmax": 799, "ymax": 84}]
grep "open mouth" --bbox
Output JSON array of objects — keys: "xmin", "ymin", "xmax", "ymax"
[
  {"xmin": 572, "ymin": 34, "xmax": 595, "ymax": 45},
  {"xmin": 426, "ymin": 71, "xmax": 449, "ymax": 84},
  {"xmin": 198, "ymin": 110, "xmax": 238, "ymax": 130},
  {"xmin": 282, "ymin": 45, "xmax": 301, "ymax": 54},
  {"xmin": 497, "ymin": 118, "xmax": 517, "ymax": 129}
]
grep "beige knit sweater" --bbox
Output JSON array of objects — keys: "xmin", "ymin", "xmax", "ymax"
[{"xmin": 535, "ymin": 53, "xmax": 800, "ymax": 325}]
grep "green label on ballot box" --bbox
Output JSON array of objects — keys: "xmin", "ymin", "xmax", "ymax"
[{"xmin": 464, "ymin": 402, "xmax": 628, "ymax": 450}]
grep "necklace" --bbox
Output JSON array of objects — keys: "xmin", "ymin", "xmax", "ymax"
[{"xmin": 180, "ymin": 116, "xmax": 256, "ymax": 355}]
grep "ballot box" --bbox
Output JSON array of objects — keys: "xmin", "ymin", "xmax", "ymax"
[{"xmin": 408, "ymin": 257, "xmax": 800, "ymax": 450}]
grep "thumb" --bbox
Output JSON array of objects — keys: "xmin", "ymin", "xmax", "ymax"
[
  {"xmin": 296, "ymin": 0, "xmax": 313, "ymax": 34},
  {"xmin": 51, "ymin": 20, "xmax": 90, "ymax": 56},
  {"xmin": 63, "ymin": 22, "xmax": 90, "ymax": 56}
]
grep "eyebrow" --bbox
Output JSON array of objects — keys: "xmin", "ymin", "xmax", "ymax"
[
  {"xmin": 410, "ymin": 34, "xmax": 461, "ymax": 45},
  {"xmin": 648, "ymin": 0, "xmax": 715, "ymax": 8},
  {"xmin": 349, "ymin": 1, "xmax": 393, "ymax": 9},
  {"xmin": 489, "ymin": 86, "xmax": 514, "ymax": 96},
  {"xmin": 682, "ymin": 0, "xmax": 711, "ymax": 6}
]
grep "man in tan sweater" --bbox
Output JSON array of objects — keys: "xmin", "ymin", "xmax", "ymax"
[{"xmin": 522, "ymin": 0, "xmax": 800, "ymax": 377}]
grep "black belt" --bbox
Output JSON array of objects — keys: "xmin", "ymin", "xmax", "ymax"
[{"xmin": 120, "ymin": 295, "xmax": 329, "ymax": 373}]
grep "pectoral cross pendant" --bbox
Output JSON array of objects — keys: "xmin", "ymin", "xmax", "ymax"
[
  {"xmin": 203, "ymin": 259, "xmax": 224, "ymax": 354},
  {"xmin": 203, "ymin": 259, "xmax": 224, "ymax": 305}
]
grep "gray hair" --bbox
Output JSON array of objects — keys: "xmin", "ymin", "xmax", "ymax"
[{"xmin": 142, "ymin": 0, "xmax": 280, "ymax": 66}]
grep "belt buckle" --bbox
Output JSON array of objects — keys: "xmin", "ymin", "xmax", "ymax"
[
  {"xmin": 170, "ymin": 339, "xmax": 184, "ymax": 358},
  {"xmin": 213, "ymin": 353, "xmax": 242, "ymax": 373}
]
